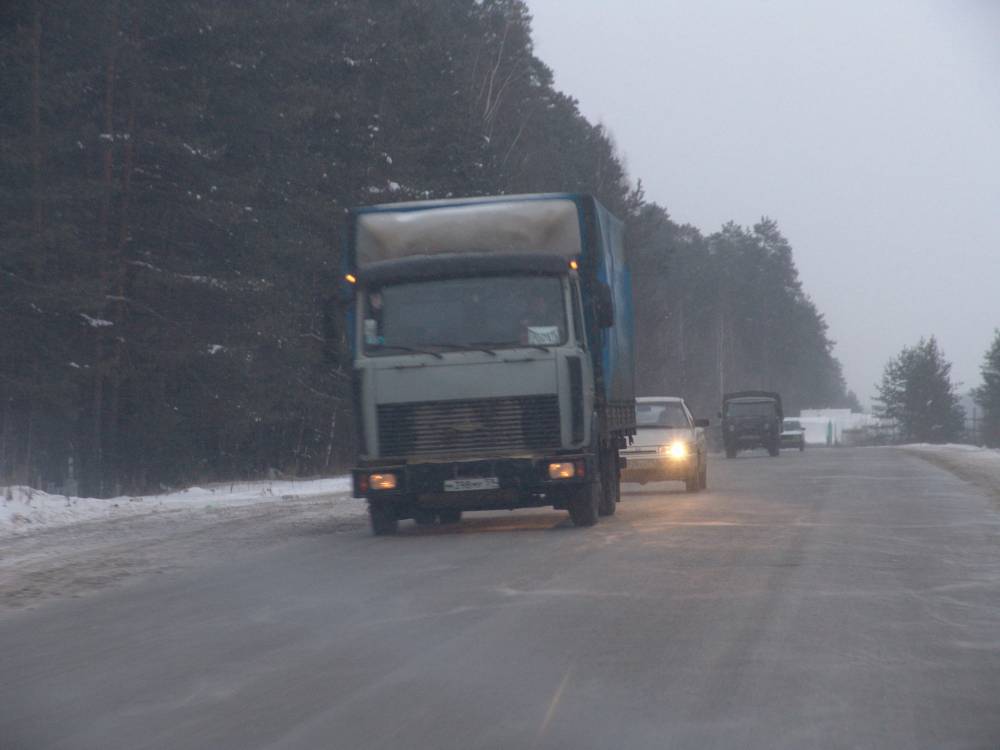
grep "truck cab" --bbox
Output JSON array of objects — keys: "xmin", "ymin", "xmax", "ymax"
[{"xmin": 721, "ymin": 391, "xmax": 784, "ymax": 458}]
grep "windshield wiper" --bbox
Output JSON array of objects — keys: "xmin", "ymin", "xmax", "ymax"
[
  {"xmin": 425, "ymin": 342, "xmax": 499, "ymax": 356},
  {"xmin": 464, "ymin": 341, "xmax": 552, "ymax": 355},
  {"xmin": 369, "ymin": 343, "xmax": 443, "ymax": 359}
]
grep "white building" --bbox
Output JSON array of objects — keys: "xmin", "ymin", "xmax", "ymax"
[{"xmin": 797, "ymin": 409, "xmax": 879, "ymax": 445}]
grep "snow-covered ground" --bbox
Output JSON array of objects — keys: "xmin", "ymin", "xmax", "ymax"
[
  {"xmin": 902, "ymin": 443, "xmax": 1000, "ymax": 500},
  {"xmin": 903, "ymin": 442, "xmax": 1000, "ymax": 460},
  {"xmin": 1, "ymin": 476, "xmax": 361, "ymax": 537}
]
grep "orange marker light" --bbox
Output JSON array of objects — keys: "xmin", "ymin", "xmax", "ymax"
[
  {"xmin": 569, "ymin": 260, "xmax": 579, "ymax": 271},
  {"xmin": 369, "ymin": 473, "xmax": 397, "ymax": 490},
  {"xmin": 345, "ymin": 273, "xmax": 357, "ymax": 284}
]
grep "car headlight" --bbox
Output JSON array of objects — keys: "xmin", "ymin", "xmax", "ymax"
[{"xmin": 658, "ymin": 441, "xmax": 690, "ymax": 459}]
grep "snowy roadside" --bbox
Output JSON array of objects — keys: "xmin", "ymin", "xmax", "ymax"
[
  {"xmin": 1, "ymin": 476, "xmax": 363, "ymax": 538},
  {"xmin": 902, "ymin": 444, "xmax": 1000, "ymax": 504},
  {"xmin": 1, "ymin": 477, "xmax": 369, "ymax": 611}
]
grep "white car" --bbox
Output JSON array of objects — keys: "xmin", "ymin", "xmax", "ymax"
[
  {"xmin": 781, "ymin": 418, "xmax": 807, "ymax": 451},
  {"xmin": 622, "ymin": 397, "xmax": 709, "ymax": 491}
]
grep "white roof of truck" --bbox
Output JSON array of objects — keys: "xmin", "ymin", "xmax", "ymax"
[{"xmin": 354, "ymin": 194, "xmax": 583, "ymax": 267}]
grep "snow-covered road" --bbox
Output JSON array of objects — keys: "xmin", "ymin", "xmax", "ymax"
[{"xmin": 3, "ymin": 447, "xmax": 1000, "ymax": 749}]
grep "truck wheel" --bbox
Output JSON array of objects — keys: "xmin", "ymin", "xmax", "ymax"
[
  {"xmin": 768, "ymin": 443, "xmax": 780, "ymax": 457},
  {"xmin": 568, "ymin": 480, "xmax": 601, "ymax": 527},
  {"xmin": 598, "ymin": 491, "xmax": 617, "ymax": 515},
  {"xmin": 799, "ymin": 441, "xmax": 805, "ymax": 452},
  {"xmin": 725, "ymin": 446, "xmax": 737, "ymax": 459},
  {"xmin": 437, "ymin": 508, "xmax": 462, "ymax": 525},
  {"xmin": 368, "ymin": 500, "xmax": 398, "ymax": 536},
  {"xmin": 685, "ymin": 466, "xmax": 701, "ymax": 492},
  {"xmin": 598, "ymin": 447, "xmax": 618, "ymax": 516}
]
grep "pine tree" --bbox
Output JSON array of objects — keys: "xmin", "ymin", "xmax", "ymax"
[
  {"xmin": 874, "ymin": 337, "xmax": 965, "ymax": 443},
  {"xmin": 1, "ymin": 0, "xmax": 859, "ymax": 492},
  {"xmin": 972, "ymin": 329, "xmax": 1000, "ymax": 447}
]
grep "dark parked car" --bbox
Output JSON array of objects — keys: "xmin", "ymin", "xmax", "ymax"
[
  {"xmin": 781, "ymin": 419, "xmax": 806, "ymax": 451},
  {"xmin": 722, "ymin": 391, "xmax": 783, "ymax": 458}
]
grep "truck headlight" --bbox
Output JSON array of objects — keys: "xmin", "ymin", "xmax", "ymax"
[
  {"xmin": 548, "ymin": 462, "xmax": 576, "ymax": 479},
  {"xmin": 369, "ymin": 473, "xmax": 398, "ymax": 490}
]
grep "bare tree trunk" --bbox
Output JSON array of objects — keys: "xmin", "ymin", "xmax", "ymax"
[
  {"xmin": 23, "ymin": 401, "xmax": 36, "ymax": 487},
  {"xmin": 25, "ymin": 2, "xmax": 45, "ymax": 488},
  {"xmin": 107, "ymin": 19, "xmax": 138, "ymax": 492},
  {"xmin": 323, "ymin": 410, "xmax": 337, "ymax": 471},
  {"xmin": 0, "ymin": 398, "xmax": 9, "ymax": 481},
  {"xmin": 718, "ymin": 309, "xmax": 726, "ymax": 402},
  {"xmin": 676, "ymin": 295, "xmax": 686, "ymax": 393},
  {"xmin": 30, "ymin": 2, "xmax": 43, "ymax": 249},
  {"xmin": 292, "ymin": 418, "xmax": 306, "ymax": 475},
  {"xmin": 90, "ymin": 8, "xmax": 121, "ymax": 495}
]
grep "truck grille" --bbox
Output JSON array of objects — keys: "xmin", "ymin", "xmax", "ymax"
[{"xmin": 377, "ymin": 395, "xmax": 561, "ymax": 459}]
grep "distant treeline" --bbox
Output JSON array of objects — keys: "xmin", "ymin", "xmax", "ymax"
[{"xmin": 1, "ymin": 0, "xmax": 855, "ymax": 495}]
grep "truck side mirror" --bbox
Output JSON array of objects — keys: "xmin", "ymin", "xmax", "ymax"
[
  {"xmin": 694, "ymin": 418, "xmax": 710, "ymax": 428},
  {"xmin": 596, "ymin": 281, "xmax": 614, "ymax": 328}
]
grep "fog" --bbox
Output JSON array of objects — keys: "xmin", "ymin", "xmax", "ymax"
[{"xmin": 528, "ymin": 0, "xmax": 1000, "ymax": 405}]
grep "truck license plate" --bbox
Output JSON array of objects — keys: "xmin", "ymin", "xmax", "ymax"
[{"xmin": 443, "ymin": 477, "xmax": 499, "ymax": 492}]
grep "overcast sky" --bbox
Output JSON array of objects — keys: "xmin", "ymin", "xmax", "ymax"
[{"xmin": 527, "ymin": 0, "xmax": 1000, "ymax": 405}]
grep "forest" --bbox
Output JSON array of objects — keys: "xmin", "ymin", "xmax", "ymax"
[{"xmin": 1, "ymin": 0, "xmax": 856, "ymax": 495}]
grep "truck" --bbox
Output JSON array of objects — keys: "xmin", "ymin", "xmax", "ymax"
[
  {"xmin": 343, "ymin": 193, "xmax": 637, "ymax": 534},
  {"xmin": 721, "ymin": 390, "xmax": 784, "ymax": 458}
]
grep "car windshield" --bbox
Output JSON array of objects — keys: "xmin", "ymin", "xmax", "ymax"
[
  {"xmin": 784, "ymin": 420, "xmax": 802, "ymax": 430},
  {"xmin": 363, "ymin": 275, "xmax": 566, "ymax": 354},
  {"xmin": 726, "ymin": 401, "xmax": 776, "ymax": 417},
  {"xmin": 636, "ymin": 402, "xmax": 688, "ymax": 428}
]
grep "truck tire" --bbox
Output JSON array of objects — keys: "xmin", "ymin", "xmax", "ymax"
[
  {"xmin": 568, "ymin": 480, "xmax": 601, "ymax": 527},
  {"xmin": 685, "ymin": 471, "xmax": 700, "ymax": 493},
  {"xmin": 368, "ymin": 500, "xmax": 399, "ymax": 536},
  {"xmin": 437, "ymin": 508, "xmax": 462, "ymax": 525},
  {"xmin": 799, "ymin": 441, "xmax": 805, "ymax": 452},
  {"xmin": 598, "ymin": 447, "xmax": 618, "ymax": 516},
  {"xmin": 768, "ymin": 442, "xmax": 780, "ymax": 457},
  {"xmin": 725, "ymin": 446, "xmax": 737, "ymax": 459}
]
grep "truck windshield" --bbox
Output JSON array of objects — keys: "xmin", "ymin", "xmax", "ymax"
[
  {"xmin": 636, "ymin": 402, "xmax": 688, "ymax": 428},
  {"xmin": 363, "ymin": 275, "xmax": 567, "ymax": 354},
  {"xmin": 726, "ymin": 401, "xmax": 776, "ymax": 417}
]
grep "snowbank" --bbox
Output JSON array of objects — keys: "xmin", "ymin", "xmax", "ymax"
[
  {"xmin": 1, "ymin": 476, "xmax": 358, "ymax": 537},
  {"xmin": 902, "ymin": 444, "xmax": 1000, "ymax": 500},
  {"xmin": 903, "ymin": 443, "xmax": 1000, "ymax": 459}
]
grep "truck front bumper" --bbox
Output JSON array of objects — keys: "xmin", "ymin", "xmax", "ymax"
[{"xmin": 353, "ymin": 455, "xmax": 595, "ymax": 507}]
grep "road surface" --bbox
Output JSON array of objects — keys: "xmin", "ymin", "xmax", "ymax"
[{"xmin": 2, "ymin": 448, "xmax": 1000, "ymax": 749}]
